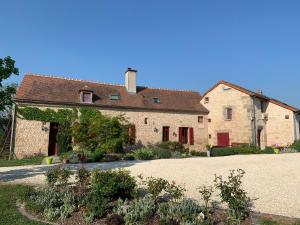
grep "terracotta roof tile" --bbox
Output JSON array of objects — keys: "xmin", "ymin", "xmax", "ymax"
[{"xmin": 15, "ymin": 74, "xmax": 208, "ymax": 114}]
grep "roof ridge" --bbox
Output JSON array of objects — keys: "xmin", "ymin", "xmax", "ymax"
[
  {"xmin": 138, "ymin": 85, "xmax": 198, "ymax": 93},
  {"xmin": 25, "ymin": 73, "xmax": 199, "ymax": 93},
  {"xmin": 25, "ymin": 73, "xmax": 125, "ymax": 87}
]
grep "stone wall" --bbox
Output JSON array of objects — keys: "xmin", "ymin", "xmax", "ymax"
[
  {"xmin": 265, "ymin": 102, "xmax": 296, "ymax": 147},
  {"xmin": 14, "ymin": 119, "xmax": 50, "ymax": 158},
  {"xmin": 14, "ymin": 103, "xmax": 208, "ymax": 158},
  {"xmin": 200, "ymin": 84, "xmax": 253, "ymax": 146}
]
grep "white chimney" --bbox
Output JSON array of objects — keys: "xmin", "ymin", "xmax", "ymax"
[{"xmin": 125, "ymin": 68, "xmax": 137, "ymax": 93}]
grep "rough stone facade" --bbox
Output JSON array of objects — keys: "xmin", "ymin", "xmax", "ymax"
[
  {"xmin": 200, "ymin": 84, "xmax": 253, "ymax": 147},
  {"xmin": 201, "ymin": 83, "xmax": 300, "ymax": 148},
  {"xmin": 14, "ymin": 104, "xmax": 208, "ymax": 158}
]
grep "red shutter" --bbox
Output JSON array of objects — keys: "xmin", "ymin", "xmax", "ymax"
[
  {"xmin": 129, "ymin": 125, "xmax": 136, "ymax": 145},
  {"xmin": 189, "ymin": 128, "xmax": 194, "ymax": 145},
  {"xmin": 179, "ymin": 127, "xmax": 183, "ymax": 144}
]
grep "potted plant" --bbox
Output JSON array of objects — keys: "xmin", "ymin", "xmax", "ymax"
[{"xmin": 45, "ymin": 157, "xmax": 53, "ymax": 165}]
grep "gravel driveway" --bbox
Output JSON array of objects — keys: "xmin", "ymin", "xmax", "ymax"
[{"xmin": 1, "ymin": 153, "xmax": 300, "ymax": 218}]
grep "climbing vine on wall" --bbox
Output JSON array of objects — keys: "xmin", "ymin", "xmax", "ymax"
[{"xmin": 17, "ymin": 106, "xmax": 78, "ymax": 153}]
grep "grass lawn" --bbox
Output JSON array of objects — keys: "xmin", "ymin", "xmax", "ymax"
[
  {"xmin": 0, "ymin": 184, "xmax": 46, "ymax": 225},
  {"xmin": 0, "ymin": 156, "xmax": 44, "ymax": 167},
  {"xmin": 260, "ymin": 219, "xmax": 300, "ymax": 225}
]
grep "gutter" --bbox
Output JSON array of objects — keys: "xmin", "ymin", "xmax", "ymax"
[{"xmin": 9, "ymin": 103, "xmax": 16, "ymax": 160}]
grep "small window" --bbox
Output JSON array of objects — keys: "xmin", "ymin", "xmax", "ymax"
[
  {"xmin": 208, "ymin": 134, "xmax": 212, "ymax": 139},
  {"xmin": 152, "ymin": 97, "xmax": 160, "ymax": 103},
  {"xmin": 82, "ymin": 92, "xmax": 92, "ymax": 103},
  {"xmin": 204, "ymin": 97, "xmax": 209, "ymax": 104},
  {"xmin": 285, "ymin": 115, "xmax": 289, "ymax": 119},
  {"xmin": 208, "ymin": 118, "xmax": 212, "ymax": 123},
  {"xmin": 260, "ymin": 101, "xmax": 266, "ymax": 113},
  {"xmin": 110, "ymin": 94, "xmax": 120, "ymax": 100},
  {"xmin": 198, "ymin": 116, "xmax": 203, "ymax": 123},
  {"xmin": 225, "ymin": 108, "xmax": 233, "ymax": 120},
  {"xmin": 144, "ymin": 118, "xmax": 148, "ymax": 124},
  {"xmin": 162, "ymin": 126, "xmax": 170, "ymax": 142}
]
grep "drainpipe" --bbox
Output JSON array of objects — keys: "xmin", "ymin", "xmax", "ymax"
[
  {"xmin": 9, "ymin": 103, "xmax": 16, "ymax": 160},
  {"xmin": 251, "ymin": 97, "xmax": 257, "ymax": 147}
]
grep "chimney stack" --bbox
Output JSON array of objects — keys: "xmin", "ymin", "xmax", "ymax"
[
  {"xmin": 256, "ymin": 89, "xmax": 263, "ymax": 95},
  {"xmin": 125, "ymin": 68, "xmax": 137, "ymax": 93}
]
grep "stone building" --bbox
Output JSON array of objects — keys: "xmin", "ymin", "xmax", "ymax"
[
  {"xmin": 13, "ymin": 69, "xmax": 209, "ymax": 158},
  {"xmin": 201, "ymin": 80, "xmax": 300, "ymax": 148}
]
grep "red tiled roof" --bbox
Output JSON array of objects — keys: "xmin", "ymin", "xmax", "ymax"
[
  {"xmin": 15, "ymin": 74, "xmax": 208, "ymax": 114},
  {"xmin": 203, "ymin": 80, "xmax": 299, "ymax": 112}
]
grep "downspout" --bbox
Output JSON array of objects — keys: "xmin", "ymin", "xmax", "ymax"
[
  {"xmin": 251, "ymin": 97, "xmax": 257, "ymax": 147},
  {"xmin": 9, "ymin": 103, "xmax": 16, "ymax": 160}
]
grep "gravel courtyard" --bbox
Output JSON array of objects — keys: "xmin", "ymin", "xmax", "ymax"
[{"xmin": 1, "ymin": 153, "xmax": 300, "ymax": 218}]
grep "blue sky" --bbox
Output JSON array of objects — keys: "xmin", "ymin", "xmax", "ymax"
[{"xmin": 1, "ymin": 0, "xmax": 299, "ymax": 107}]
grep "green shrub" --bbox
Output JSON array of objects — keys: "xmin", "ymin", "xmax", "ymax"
[
  {"xmin": 123, "ymin": 153, "xmax": 136, "ymax": 161},
  {"xmin": 158, "ymin": 198, "xmax": 202, "ymax": 225},
  {"xmin": 102, "ymin": 153, "xmax": 122, "ymax": 162},
  {"xmin": 22, "ymin": 187, "xmax": 76, "ymax": 221},
  {"xmin": 84, "ymin": 191, "xmax": 110, "ymax": 222},
  {"xmin": 133, "ymin": 148, "xmax": 154, "ymax": 160},
  {"xmin": 142, "ymin": 177, "xmax": 185, "ymax": 201},
  {"xmin": 156, "ymin": 141, "xmax": 187, "ymax": 152},
  {"xmin": 152, "ymin": 148, "xmax": 172, "ymax": 159},
  {"xmin": 89, "ymin": 148, "xmax": 105, "ymax": 162},
  {"xmin": 45, "ymin": 167, "xmax": 72, "ymax": 187},
  {"xmin": 190, "ymin": 150, "xmax": 207, "ymax": 157},
  {"xmin": 261, "ymin": 147, "xmax": 275, "ymax": 154},
  {"xmin": 170, "ymin": 151, "xmax": 183, "ymax": 158},
  {"xmin": 214, "ymin": 169, "xmax": 253, "ymax": 225},
  {"xmin": 100, "ymin": 139, "xmax": 124, "ymax": 153},
  {"xmin": 91, "ymin": 169, "xmax": 136, "ymax": 200},
  {"xmin": 75, "ymin": 167, "xmax": 90, "ymax": 187},
  {"xmin": 211, "ymin": 148, "xmax": 236, "ymax": 157},
  {"xmin": 115, "ymin": 195, "xmax": 156, "ymax": 225},
  {"xmin": 290, "ymin": 140, "xmax": 300, "ymax": 151},
  {"xmin": 280, "ymin": 148, "xmax": 298, "ymax": 154}
]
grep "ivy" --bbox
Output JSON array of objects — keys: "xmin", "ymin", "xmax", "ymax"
[
  {"xmin": 17, "ymin": 106, "xmax": 78, "ymax": 124},
  {"xmin": 17, "ymin": 106, "xmax": 78, "ymax": 153}
]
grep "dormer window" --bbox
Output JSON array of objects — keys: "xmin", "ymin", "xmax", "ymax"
[
  {"xmin": 152, "ymin": 97, "xmax": 160, "ymax": 103},
  {"xmin": 79, "ymin": 85, "xmax": 93, "ymax": 103},
  {"xmin": 110, "ymin": 94, "xmax": 120, "ymax": 100}
]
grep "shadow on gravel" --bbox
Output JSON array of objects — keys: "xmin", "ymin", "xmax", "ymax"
[{"xmin": 0, "ymin": 160, "xmax": 144, "ymax": 182}]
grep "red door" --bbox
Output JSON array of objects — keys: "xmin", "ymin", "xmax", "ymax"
[
  {"xmin": 217, "ymin": 133, "xmax": 230, "ymax": 147},
  {"xmin": 48, "ymin": 123, "xmax": 59, "ymax": 156}
]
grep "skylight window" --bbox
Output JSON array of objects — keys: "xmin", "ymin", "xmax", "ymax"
[
  {"xmin": 110, "ymin": 94, "xmax": 120, "ymax": 100},
  {"xmin": 152, "ymin": 97, "xmax": 160, "ymax": 104}
]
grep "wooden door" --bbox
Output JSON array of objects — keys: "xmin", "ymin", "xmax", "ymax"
[
  {"xmin": 217, "ymin": 132, "xmax": 230, "ymax": 147},
  {"xmin": 48, "ymin": 123, "xmax": 59, "ymax": 156}
]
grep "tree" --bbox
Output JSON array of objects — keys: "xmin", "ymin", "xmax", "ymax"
[{"xmin": 0, "ymin": 56, "xmax": 19, "ymax": 132}]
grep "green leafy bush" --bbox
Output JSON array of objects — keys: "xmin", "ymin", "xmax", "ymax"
[
  {"xmin": 211, "ymin": 148, "xmax": 236, "ymax": 157},
  {"xmin": 45, "ymin": 166, "xmax": 72, "ymax": 187},
  {"xmin": 261, "ymin": 147, "xmax": 275, "ymax": 154},
  {"xmin": 214, "ymin": 169, "xmax": 253, "ymax": 225},
  {"xmin": 156, "ymin": 141, "xmax": 187, "ymax": 153},
  {"xmin": 123, "ymin": 153, "xmax": 136, "ymax": 161},
  {"xmin": 22, "ymin": 187, "xmax": 76, "ymax": 221},
  {"xmin": 290, "ymin": 140, "xmax": 300, "ymax": 151},
  {"xmin": 72, "ymin": 108, "xmax": 130, "ymax": 153},
  {"xmin": 91, "ymin": 169, "xmax": 136, "ymax": 200},
  {"xmin": 84, "ymin": 191, "xmax": 110, "ymax": 222},
  {"xmin": 142, "ymin": 177, "xmax": 185, "ymax": 201},
  {"xmin": 170, "ymin": 151, "xmax": 183, "ymax": 158},
  {"xmin": 89, "ymin": 148, "xmax": 105, "ymax": 162},
  {"xmin": 76, "ymin": 167, "xmax": 90, "ymax": 187},
  {"xmin": 151, "ymin": 148, "xmax": 172, "ymax": 159},
  {"xmin": 115, "ymin": 195, "xmax": 156, "ymax": 225},
  {"xmin": 158, "ymin": 198, "xmax": 202, "ymax": 225},
  {"xmin": 133, "ymin": 148, "xmax": 154, "ymax": 160},
  {"xmin": 190, "ymin": 150, "xmax": 207, "ymax": 157},
  {"xmin": 102, "ymin": 153, "xmax": 122, "ymax": 162}
]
